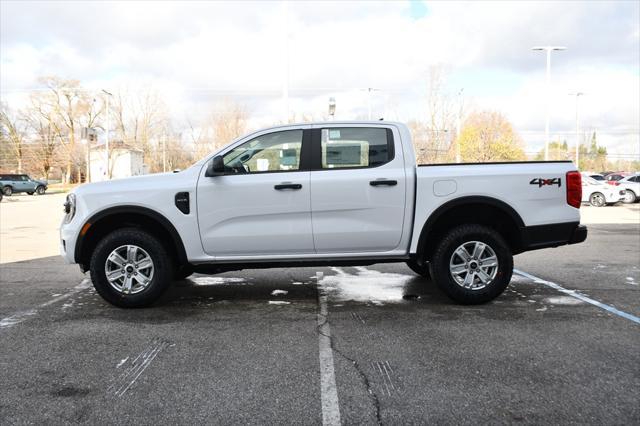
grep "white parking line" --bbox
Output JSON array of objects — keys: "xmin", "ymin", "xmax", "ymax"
[
  {"xmin": 317, "ymin": 290, "xmax": 342, "ymax": 426},
  {"xmin": 514, "ymin": 269, "xmax": 640, "ymax": 325},
  {"xmin": 0, "ymin": 279, "xmax": 91, "ymax": 329}
]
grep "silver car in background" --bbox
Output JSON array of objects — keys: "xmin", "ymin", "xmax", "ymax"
[
  {"xmin": 581, "ymin": 174, "xmax": 625, "ymax": 207},
  {"xmin": 617, "ymin": 174, "xmax": 640, "ymax": 203}
]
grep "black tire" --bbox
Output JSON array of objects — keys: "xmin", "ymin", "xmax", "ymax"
[
  {"xmin": 406, "ymin": 259, "xmax": 431, "ymax": 279},
  {"xmin": 36, "ymin": 186, "xmax": 46, "ymax": 195},
  {"xmin": 89, "ymin": 227, "xmax": 174, "ymax": 308},
  {"xmin": 622, "ymin": 190, "xmax": 636, "ymax": 204},
  {"xmin": 27, "ymin": 192, "xmax": 34, "ymax": 195},
  {"xmin": 429, "ymin": 224, "xmax": 513, "ymax": 305},
  {"xmin": 174, "ymin": 265, "xmax": 194, "ymax": 281},
  {"xmin": 589, "ymin": 192, "xmax": 606, "ymax": 207},
  {"xmin": 2, "ymin": 186, "xmax": 12, "ymax": 196}
]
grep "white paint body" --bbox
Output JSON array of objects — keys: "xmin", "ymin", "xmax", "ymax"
[{"xmin": 60, "ymin": 121, "xmax": 581, "ymax": 265}]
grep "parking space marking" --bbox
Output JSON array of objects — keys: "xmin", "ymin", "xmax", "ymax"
[
  {"xmin": 0, "ymin": 278, "xmax": 91, "ymax": 329},
  {"xmin": 514, "ymin": 269, "xmax": 640, "ymax": 325},
  {"xmin": 317, "ymin": 288, "xmax": 342, "ymax": 426}
]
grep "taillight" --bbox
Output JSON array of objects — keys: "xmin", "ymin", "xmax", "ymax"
[{"xmin": 566, "ymin": 171, "xmax": 582, "ymax": 208}]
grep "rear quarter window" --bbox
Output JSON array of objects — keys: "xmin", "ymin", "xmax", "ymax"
[{"xmin": 320, "ymin": 127, "xmax": 393, "ymax": 169}]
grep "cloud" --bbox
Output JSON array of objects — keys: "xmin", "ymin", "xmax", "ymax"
[{"xmin": 1, "ymin": 0, "xmax": 638, "ymax": 158}]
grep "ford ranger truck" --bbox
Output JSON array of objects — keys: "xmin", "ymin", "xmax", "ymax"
[{"xmin": 60, "ymin": 122, "xmax": 587, "ymax": 308}]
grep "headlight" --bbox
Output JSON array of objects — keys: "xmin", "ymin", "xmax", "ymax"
[{"xmin": 63, "ymin": 193, "xmax": 76, "ymax": 223}]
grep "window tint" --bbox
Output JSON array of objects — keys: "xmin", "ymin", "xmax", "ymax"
[
  {"xmin": 20, "ymin": 175, "xmax": 29, "ymax": 181},
  {"xmin": 223, "ymin": 130, "xmax": 303, "ymax": 174},
  {"xmin": 320, "ymin": 127, "xmax": 391, "ymax": 169}
]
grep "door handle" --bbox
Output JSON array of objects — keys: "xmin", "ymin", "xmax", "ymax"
[
  {"xmin": 274, "ymin": 183, "xmax": 302, "ymax": 190},
  {"xmin": 370, "ymin": 179, "xmax": 397, "ymax": 187}
]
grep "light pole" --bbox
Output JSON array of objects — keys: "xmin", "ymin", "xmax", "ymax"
[
  {"xmin": 328, "ymin": 97, "xmax": 336, "ymax": 120},
  {"xmin": 569, "ymin": 92, "xmax": 584, "ymax": 169},
  {"xmin": 532, "ymin": 46, "xmax": 566, "ymax": 160},
  {"xmin": 101, "ymin": 89, "xmax": 113, "ymax": 179},
  {"xmin": 365, "ymin": 87, "xmax": 380, "ymax": 120}
]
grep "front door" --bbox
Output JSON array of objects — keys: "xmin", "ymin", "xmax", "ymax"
[
  {"xmin": 197, "ymin": 128, "xmax": 314, "ymax": 258},
  {"xmin": 309, "ymin": 126, "xmax": 407, "ymax": 253}
]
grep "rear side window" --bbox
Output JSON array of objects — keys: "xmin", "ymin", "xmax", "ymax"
[{"xmin": 320, "ymin": 127, "xmax": 392, "ymax": 169}]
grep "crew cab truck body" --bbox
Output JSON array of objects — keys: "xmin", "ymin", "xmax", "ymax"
[{"xmin": 60, "ymin": 121, "xmax": 587, "ymax": 308}]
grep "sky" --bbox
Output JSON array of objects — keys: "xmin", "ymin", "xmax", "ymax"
[{"xmin": 1, "ymin": 0, "xmax": 639, "ymax": 158}]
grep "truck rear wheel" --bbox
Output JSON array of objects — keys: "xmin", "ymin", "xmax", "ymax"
[
  {"xmin": 89, "ymin": 227, "xmax": 174, "ymax": 308},
  {"xmin": 430, "ymin": 224, "xmax": 512, "ymax": 304}
]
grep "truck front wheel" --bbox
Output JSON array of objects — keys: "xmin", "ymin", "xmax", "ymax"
[
  {"xmin": 89, "ymin": 228, "xmax": 174, "ymax": 308},
  {"xmin": 406, "ymin": 259, "xmax": 431, "ymax": 280},
  {"xmin": 430, "ymin": 224, "xmax": 512, "ymax": 305}
]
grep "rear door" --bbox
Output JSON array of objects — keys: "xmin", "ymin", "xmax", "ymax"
[
  {"xmin": 197, "ymin": 128, "xmax": 315, "ymax": 258},
  {"xmin": 309, "ymin": 125, "xmax": 406, "ymax": 253},
  {"xmin": 17, "ymin": 175, "xmax": 30, "ymax": 192}
]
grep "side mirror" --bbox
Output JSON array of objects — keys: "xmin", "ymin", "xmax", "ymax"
[{"xmin": 206, "ymin": 155, "xmax": 225, "ymax": 177}]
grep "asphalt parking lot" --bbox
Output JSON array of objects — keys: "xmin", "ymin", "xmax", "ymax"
[{"xmin": 1, "ymin": 194, "xmax": 639, "ymax": 424}]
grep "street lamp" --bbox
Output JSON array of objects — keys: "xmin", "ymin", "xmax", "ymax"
[
  {"xmin": 455, "ymin": 88, "xmax": 464, "ymax": 163},
  {"xmin": 328, "ymin": 97, "xmax": 336, "ymax": 120},
  {"xmin": 362, "ymin": 87, "xmax": 380, "ymax": 120},
  {"xmin": 101, "ymin": 89, "xmax": 113, "ymax": 179},
  {"xmin": 569, "ymin": 92, "xmax": 584, "ymax": 169},
  {"xmin": 532, "ymin": 46, "xmax": 566, "ymax": 161}
]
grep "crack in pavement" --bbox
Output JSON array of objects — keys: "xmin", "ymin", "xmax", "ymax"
[{"xmin": 316, "ymin": 288, "xmax": 382, "ymax": 425}]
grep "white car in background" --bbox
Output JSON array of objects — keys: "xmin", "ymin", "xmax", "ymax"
[
  {"xmin": 616, "ymin": 174, "xmax": 640, "ymax": 203},
  {"xmin": 581, "ymin": 174, "xmax": 625, "ymax": 207}
]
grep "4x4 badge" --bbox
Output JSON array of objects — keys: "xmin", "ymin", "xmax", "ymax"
[{"xmin": 530, "ymin": 177, "xmax": 561, "ymax": 187}]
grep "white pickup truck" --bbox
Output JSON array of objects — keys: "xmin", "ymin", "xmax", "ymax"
[{"xmin": 60, "ymin": 121, "xmax": 587, "ymax": 308}]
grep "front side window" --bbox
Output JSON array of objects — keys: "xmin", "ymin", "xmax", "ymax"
[
  {"xmin": 320, "ymin": 127, "xmax": 391, "ymax": 169},
  {"xmin": 222, "ymin": 130, "xmax": 303, "ymax": 174}
]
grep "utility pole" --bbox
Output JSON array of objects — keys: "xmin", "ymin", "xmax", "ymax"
[
  {"xmin": 455, "ymin": 88, "xmax": 464, "ymax": 163},
  {"xmin": 570, "ymin": 92, "xmax": 584, "ymax": 169},
  {"xmin": 162, "ymin": 134, "xmax": 167, "ymax": 173},
  {"xmin": 282, "ymin": 0, "xmax": 290, "ymax": 123},
  {"xmin": 102, "ymin": 89, "xmax": 113, "ymax": 179},
  {"xmin": 532, "ymin": 46, "xmax": 566, "ymax": 160}
]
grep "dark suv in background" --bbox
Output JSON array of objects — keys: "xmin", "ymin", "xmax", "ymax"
[{"xmin": 0, "ymin": 174, "xmax": 48, "ymax": 197}]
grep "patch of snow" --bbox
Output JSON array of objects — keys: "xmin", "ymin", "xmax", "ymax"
[
  {"xmin": 268, "ymin": 301, "xmax": 291, "ymax": 305},
  {"xmin": 116, "ymin": 357, "xmax": 129, "ymax": 368},
  {"xmin": 291, "ymin": 281, "xmax": 303, "ymax": 285},
  {"xmin": 319, "ymin": 267, "xmax": 413, "ymax": 304},
  {"xmin": 544, "ymin": 296, "xmax": 585, "ymax": 305},
  {"xmin": 271, "ymin": 289, "xmax": 288, "ymax": 296},
  {"xmin": 192, "ymin": 277, "xmax": 247, "ymax": 286}
]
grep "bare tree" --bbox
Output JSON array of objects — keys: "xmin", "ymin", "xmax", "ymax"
[
  {"xmin": 111, "ymin": 86, "xmax": 169, "ymax": 163},
  {"xmin": 0, "ymin": 104, "xmax": 27, "ymax": 173},
  {"xmin": 409, "ymin": 66, "xmax": 457, "ymax": 164},
  {"xmin": 191, "ymin": 100, "xmax": 249, "ymax": 160},
  {"xmin": 23, "ymin": 100, "xmax": 59, "ymax": 180},
  {"xmin": 37, "ymin": 76, "xmax": 97, "ymax": 183}
]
